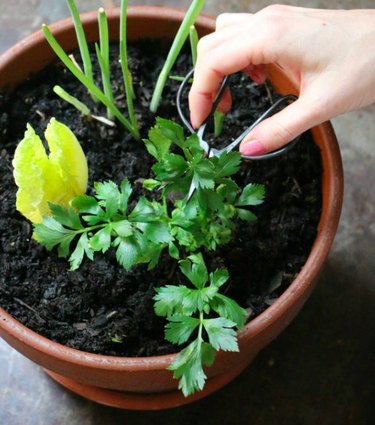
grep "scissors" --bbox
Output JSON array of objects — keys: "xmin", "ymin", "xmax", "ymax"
[{"xmin": 176, "ymin": 68, "xmax": 300, "ymax": 201}]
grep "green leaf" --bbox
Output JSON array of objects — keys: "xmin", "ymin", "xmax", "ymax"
[
  {"xmin": 128, "ymin": 197, "xmax": 156, "ymax": 222},
  {"xmin": 119, "ymin": 178, "xmax": 132, "ymax": 214},
  {"xmin": 155, "ymin": 117, "xmax": 185, "ymax": 147},
  {"xmin": 71, "ymin": 195, "xmax": 102, "ymax": 215},
  {"xmin": 197, "ymin": 189, "xmax": 223, "ymax": 211},
  {"xmin": 201, "ymin": 341, "xmax": 216, "ymax": 367},
  {"xmin": 210, "ymin": 269, "xmax": 230, "ymax": 288},
  {"xmin": 138, "ymin": 221, "xmax": 172, "ymax": 244},
  {"xmin": 203, "ymin": 317, "xmax": 239, "ymax": 352},
  {"xmin": 185, "ymin": 287, "xmax": 219, "ymax": 314},
  {"xmin": 152, "ymin": 153, "xmax": 188, "ymax": 181},
  {"xmin": 111, "ymin": 220, "xmax": 133, "ymax": 237},
  {"xmin": 171, "ymin": 227, "xmax": 197, "ymax": 250},
  {"xmin": 217, "ymin": 179, "xmax": 239, "ymax": 203},
  {"xmin": 146, "ymin": 245, "xmax": 163, "ymax": 270},
  {"xmin": 33, "ymin": 216, "xmax": 77, "ymax": 252},
  {"xmin": 168, "ymin": 338, "xmax": 210, "ymax": 397},
  {"xmin": 168, "ymin": 241, "xmax": 180, "ymax": 259},
  {"xmin": 69, "ymin": 233, "xmax": 93, "ymax": 271},
  {"xmin": 191, "ymin": 157, "xmax": 215, "ymax": 190},
  {"xmin": 165, "ymin": 315, "xmax": 200, "ymax": 344},
  {"xmin": 237, "ymin": 208, "xmax": 257, "ymax": 221},
  {"xmin": 211, "ymin": 293, "xmax": 247, "ymax": 329},
  {"xmin": 143, "ymin": 138, "xmax": 158, "ymax": 160},
  {"xmin": 94, "ymin": 180, "xmax": 121, "ymax": 218},
  {"xmin": 179, "ymin": 255, "xmax": 208, "ymax": 289},
  {"xmin": 144, "ymin": 125, "xmax": 172, "ymax": 161},
  {"xmin": 143, "ymin": 179, "xmax": 161, "ymax": 191},
  {"xmin": 237, "ymin": 183, "xmax": 265, "ymax": 207},
  {"xmin": 213, "ymin": 151, "xmax": 241, "ymax": 178},
  {"xmin": 154, "ymin": 285, "xmax": 190, "ymax": 316},
  {"xmin": 89, "ymin": 225, "xmax": 112, "ymax": 252},
  {"xmin": 185, "ymin": 133, "xmax": 204, "ymax": 158},
  {"xmin": 115, "ymin": 236, "xmax": 139, "ymax": 271},
  {"xmin": 171, "ymin": 209, "xmax": 193, "ymax": 228},
  {"xmin": 48, "ymin": 203, "xmax": 83, "ymax": 230},
  {"xmin": 149, "ymin": 0, "xmax": 205, "ymax": 113}
]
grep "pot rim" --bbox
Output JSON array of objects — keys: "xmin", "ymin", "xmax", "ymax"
[{"xmin": 0, "ymin": 6, "xmax": 343, "ymax": 372}]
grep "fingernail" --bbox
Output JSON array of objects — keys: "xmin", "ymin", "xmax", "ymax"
[{"xmin": 240, "ymin": 140, "xmax": 267, "ymax": 156}]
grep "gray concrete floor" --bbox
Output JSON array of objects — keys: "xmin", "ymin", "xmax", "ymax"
[{"xmin": 1, "ymin": 1, "xmax": 374, "ymax": 424}]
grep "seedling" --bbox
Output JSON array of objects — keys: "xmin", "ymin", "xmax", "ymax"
[
  {"xmin": 53, "ymin": 85, "xmax": 91, "ymax": 117},
  {"xmin": 97, "ymin": 7, "xmax": 115, "ymax": 119},
  {"xmin": 187, "ymin": 21, "xmax": 225, "ymax": 136},
  {"xmin": 150, "ymin": 0, "xmax": 206, "ymax": 112},
  {"xmin": 43, "ymin": 0, "xmax": 206, "ymax": 138},
  {"xmin": 66, "ymin": 0, "xmax": 96, "ymax": 101},
  {"xmin": 42, "ymin": 0, "xmax": 139, "ymax": 139},
  {"xmin": 189, "ymin": 25, "xmax": 199, "ymax": 67}
]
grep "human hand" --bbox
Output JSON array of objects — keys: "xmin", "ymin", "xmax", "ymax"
[{"xmin": 189, "ymin": 5, "xmax": 375, "ymax": 156}]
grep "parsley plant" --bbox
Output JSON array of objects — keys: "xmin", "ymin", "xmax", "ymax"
[
  {"xmin": 154, "ymin": 253, "xmax": 247, "ymax": 396},
  {"xmin": 32, "ymin": 117, "xmax": 265, "ymax": 396}
]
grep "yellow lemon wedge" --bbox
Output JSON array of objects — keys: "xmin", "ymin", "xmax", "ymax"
[{"xmin": 12, "ymin": 118, "xmax": 88, "ymax": 223}]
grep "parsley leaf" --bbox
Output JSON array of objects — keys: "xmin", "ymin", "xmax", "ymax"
[
  {"xmin": 203, "ymin": 317, "xmax": 239, "ymax": 351},
  {"xmin": 153, "ymin": 254, "xmax": 245, "ymax": 396},
  {"xmin": 165, "ymin": 315, "xmax": 200, "ymax": 344},
  {"xmin": 33, "ymin": 216, "xmax": 78, "ymax": 255},
  {"xmin": 69, "ymin": 233, "xmax": 93, "ymax": 271},
  {"xmin": 168, "ymin": 337, "xmax": 216, "ymax": 397},
  {"xmin": 212, "ymin": 151, "xmax": 241, "ymax": 178},
  {"xmin": 237, "ymin": 183, "xmax": 265, "ymax": 206}
]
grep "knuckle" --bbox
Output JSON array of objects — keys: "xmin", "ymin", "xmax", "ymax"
[
  {"xmin": 260, "ymin": 4, "xmax": 290, "ymax": 17},
  {"xmin": 216, "ymin": 13, "xmax": 231, "ymax": 30},
  {"xmin": 197, "ymin": 35, "xmax": 213, "ymax": 55},
  {"xmin": 252, "ymin": 5, "xmax": 291, "ymax": 42},
  {"xmin": 256, "ymin": 4, "xmax": 290, "ymax": 28}
]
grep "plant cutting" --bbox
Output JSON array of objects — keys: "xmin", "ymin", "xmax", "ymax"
[{"xmin": 0, "ymin": 2, "xmax": 343, "ymax": 410}]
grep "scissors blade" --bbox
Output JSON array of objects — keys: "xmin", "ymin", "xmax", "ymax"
[
  {"xmin": 185, "ymin": 126, "xmax": 212, "ymax": 203},
  {"xmin": 196, "ymin": 124, "xmax": 210, "ymax": 155},
  {"xmin": 186, "ymin": 179, "xmax": 197, "ymax": 203}
]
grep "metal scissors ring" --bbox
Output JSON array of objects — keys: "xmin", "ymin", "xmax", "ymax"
[{"xmin": 176, "ymin": 68, "xmax": 301, "ymax": 201}]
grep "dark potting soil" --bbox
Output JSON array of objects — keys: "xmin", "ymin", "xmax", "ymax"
[{"xmin": 0, "ymin": 39, "xmax": 322, "ymax": 357}]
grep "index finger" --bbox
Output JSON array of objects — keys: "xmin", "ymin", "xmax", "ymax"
[{"xmin": 188, "ymin": 36, "xmax": 253, "ymax": 128}]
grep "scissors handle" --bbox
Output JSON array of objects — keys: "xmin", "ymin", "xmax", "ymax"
[
  {"xmin": 176, "ymin": 68, "xmax": 229, "ymax": 135},
  {"xmin": 176, "ymin": 68, "xmax": 300, "ymax": 161},
  {"xmin": 223, "ymin": 94, "xmax": 300, "ymax": 160}
]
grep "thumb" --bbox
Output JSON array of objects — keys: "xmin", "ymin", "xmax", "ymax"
[{"xmin": 239, "ymin": 98, "xmax": 321, "ymax": 156}]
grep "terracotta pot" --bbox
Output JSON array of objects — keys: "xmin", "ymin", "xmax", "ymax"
[{"xmin": 0, "ymin": 6, "xmax": 343, "ymax": 410}]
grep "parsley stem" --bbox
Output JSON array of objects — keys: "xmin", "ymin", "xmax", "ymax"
[
  {"xmin": 74, "ymin": 223, "xmax": 106, "ymax": 236},
  {"xmin": 198, "ymin": 311, "xmax": 204, "ymax": 342}
]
